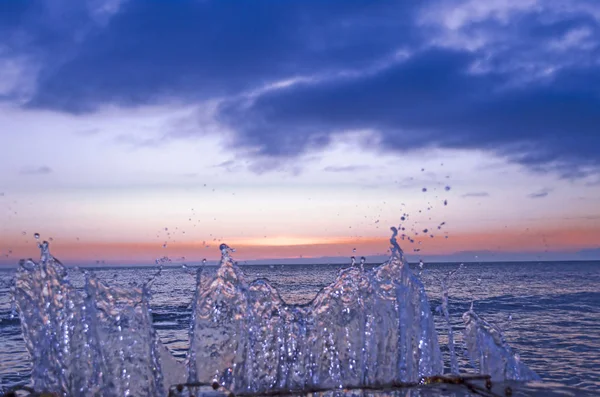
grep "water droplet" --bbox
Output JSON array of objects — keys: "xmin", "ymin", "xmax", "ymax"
[
  {"xmin": 202, "ymin": 258, "xmax": 207, "ymax": 265},
  {"xmin": 422, "ymin": 188, "xmax": 427, "ymax": 192},
  {"xmin": 182, "ymin": 264, "xmax": 188, "ymax": 270},
  {"xmin": 21, "ymin": 231, "xmax": 26, "ymax": 236},
  {"xmin": 423, "ymin": 229, "xmax": 428, "ymax": 233},
  {"xmin": 443, "ymin": 200, "xmax": 448, "ymax": 206},
  {"xmin": 351, "ymin": 256, "xmax": 356, "ymax": 266},
  {"xmin": 48, "ymin": 237, "xmax": 54, "ymax": 242},
  {"xmin": 34, "ymin": 233, "xmax": 40, "ymax": 240},
  {"xmin": 162, "ymin": 243, "xmax": 167, "ymax": 248},
  {"xmin": 352, "ymin": 248, "xmax": 356, "ymax": 253},
  {"xmin": 445, "ymin": 186, "xmax": 451, "ymax": 191}
]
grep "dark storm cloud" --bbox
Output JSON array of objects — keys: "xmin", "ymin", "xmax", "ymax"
[
  {"xmin": 218, "ymin": 48, "xmax": 600, "ymax": 175},
  {"xmin": 8, "ymin": 0, "xmax": 416, "ymax": 113},
  {"xmin": 2, "ymin": 0, "xmax": 600, "ymax": 175}
]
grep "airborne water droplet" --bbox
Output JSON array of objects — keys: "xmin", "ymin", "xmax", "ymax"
[
  {"xmin": 445, "ymin": 186, "xmax": 451, "ymax": 191},
  {"xmin": 34, "ymin": 233, "xmax": 40, "ymax": 240},
  {"xmin": 202, "ymin": 258, "xmax": 207, "ymax": 265},
  {"xmin": 422, "ymin": 188, "xmax": 427, "ymax": 192},
  {"xmin": 352, "ymin": 248, "xmax": 356, "ymax": 253}
]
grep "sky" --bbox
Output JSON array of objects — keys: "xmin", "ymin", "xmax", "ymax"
[{"xmin": 1, "ymin": 0, "xmax": 600, "ymax": 265}]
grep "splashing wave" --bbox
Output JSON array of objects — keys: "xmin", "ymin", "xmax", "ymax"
[{"xmin": 13, "ymin": 231, "xmax": 538, "ymax": 396}]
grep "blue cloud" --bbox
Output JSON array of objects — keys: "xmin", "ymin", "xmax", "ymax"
[
  {"xmin": 218, "ymin": 48, "xmax": 600, "ymax": 175},
  {"xmin": 2, "ymin": 0, "xmax": 600, "ymax": 176},
  {"xmin": 15, "ymin": 1, "xmax": 417, "ymax": 112}
]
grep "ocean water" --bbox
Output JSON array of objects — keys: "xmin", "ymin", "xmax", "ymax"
[{"xmin": 1, "ymin": 260, "xmax": 599, "ymax": 393}]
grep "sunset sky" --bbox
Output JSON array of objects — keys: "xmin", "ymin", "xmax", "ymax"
[{"xmin": 1, "ymin": 0, "xmax": 600, "ymax": 265}]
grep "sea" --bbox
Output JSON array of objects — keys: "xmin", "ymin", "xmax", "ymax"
[{"xmin": 1, "ymin": 260, "xmax": 599, "ymax": 394}]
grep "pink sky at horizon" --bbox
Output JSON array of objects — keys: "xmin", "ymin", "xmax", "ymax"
[{"xmin": 2, "ymin": 223, "xmax": 599, "ymax": 265}]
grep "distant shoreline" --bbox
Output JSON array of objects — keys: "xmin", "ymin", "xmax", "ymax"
[{"xmin": 1, "ymin": 258, "xmax": 599, "ymax": 270}]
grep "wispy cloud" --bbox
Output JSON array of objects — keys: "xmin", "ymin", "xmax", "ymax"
[
  {"xmin": 462, "ymin": 192, "xmax": 490, "ymax": 198},
  {"xmin": 20, "ymin": 166, "xmax": 52, "ymax": 175},
  {"xmin": 528, "ymin": 188, "xmax": 553, "ymax": 199},
  {"xmin": 323, "ymin": 165, "xmax": 371, "ymax": 173},
  {"xmin": 213, "ymin": 160, "xmax": 243, "ymax": 173},
  {"xmin": 114, "ymin": 133, "xmax": 165, "ymax": 148},
  {"xmin": 76, "ymin": 128, "xmax": 101, "ymax": 136}
]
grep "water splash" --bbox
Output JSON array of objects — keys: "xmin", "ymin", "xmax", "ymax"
[
  {"xmin": 438, "ymin": 264, "xmax": 464, "ymax": 375},
  {"xmin": 13, "ymin": 231, "xmax": 538, "ymax": 396},
  {"xmin": 462, "ymin": 303, "xmax": 540, "ymax": 382},
  {"xmin": 14, "ymin": 241, "xmax": 182, "ymax": 396},
  {"xmin": 186, "ymin": 231, "xmax": 442, "ymax": 393}
]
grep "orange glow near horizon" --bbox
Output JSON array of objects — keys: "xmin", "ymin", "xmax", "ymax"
[
  {"xmin": 1, "ymin": 225, "xmax": 600, "ymax": 265},
  {"xmin": 230, "ymin": 236, "xmax": 348, "ymax": 247}
]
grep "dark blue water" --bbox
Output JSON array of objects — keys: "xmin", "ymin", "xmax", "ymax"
[{"xmin": 1, "ymin": 261, "xmax": 599, "ymax": 392}]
